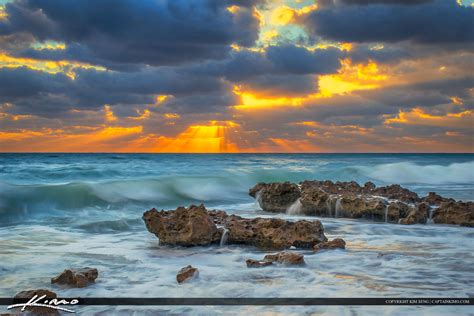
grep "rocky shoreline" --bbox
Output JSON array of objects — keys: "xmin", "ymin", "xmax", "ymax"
[
  {"xmin": 249, "ymin": 180, "xmax": 473, "ymax": 227},
  {"xmin": 8, "ymin": 179, "xmax": 472, "ymax": 314}
]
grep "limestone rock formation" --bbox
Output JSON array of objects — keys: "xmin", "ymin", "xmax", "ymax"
[{"xmin": 51, "ymin": 268, "xmax": 98, "ymax": 288}]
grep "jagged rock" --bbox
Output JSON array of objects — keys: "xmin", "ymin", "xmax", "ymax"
[
  {"xmin": 176, "ymin": 265, "xmax": 198, "ymax": 283},
  {"xmin": 143, "ymin": 204, "xmax": 220, "ymax": 246},
  {"xmin": 220, "ymin": 214, "xmax": 327, "ymax": 250},
  {"xmin": 337, "ymin": 196, "xmax": 386, "ymax": 221},
  {"xmin": 299, "ymin": 186, "xmax": 332, "ymax": 216},
  {"xmin": 246, "ymin": 259, "xmax": 273, "ymax": 268},
  {"xmin": 144, "ymin": 205, "xmax": 327, "ymax": 249},
  {"xmin": 13, "ymin": 289, "xmax": 59, "ymax": 315},
  {"xmin": 386, "ymin": 201, "xmax": 410, "ymax": 223},
  {"xmin": 399, "ymin": 203, "xmax": 429, "ymax": 225},
  {"xmin": 51, "ymin": 268, "xmax": 98, "ymax": 288},
  {"xmin": 263, "ymin": 252, "xmax": 305, "ymax": 265},
  {"xmin": 249, "ymin": 182, "xmax": 300, "ymax": 212},
  {"xmin": 422, "ymin": 192, "xmax": 454, "ymax": 205},
  {"xmin": 433, "ymin": 201, "xmax": 474, "ymax": 226},
  {"xmin": 313, "ymin": 238, "xmax": 346, "ymax": 252},
  {"xmin": 372, "ymin": 184, "xmax": 420, "ymax": 203}
]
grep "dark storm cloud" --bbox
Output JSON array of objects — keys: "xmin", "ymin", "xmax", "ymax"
[
  {"xmin": 301, "ymin": 0, "xmax": 474, "ymax": 44},
  {"xmin": 338, "ymin": 0, "xmax": 433, "ymax": 5},
  {"xmin": 0, "ymin": 67, "xmax": 70, "ymax": 98},
  {"xmin": 191, "ymin": 45, "xmax": 343, "ymax": 82},
  {"xmin": 266, "ymin": 45, "xmax": 343, "ymax": 75},
  {"xmin": 0, "ymin": 0, "xmax": 262, "ymax": 67}
]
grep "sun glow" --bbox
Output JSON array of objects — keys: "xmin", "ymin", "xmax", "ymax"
[{"xmin": 155, "ymin": 121, "xmax": 240, "ymax": 153}]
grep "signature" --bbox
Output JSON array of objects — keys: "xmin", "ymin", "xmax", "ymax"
[{"xmin": 7, "ymin": 294, "xmax": 78, "ymax": 313}]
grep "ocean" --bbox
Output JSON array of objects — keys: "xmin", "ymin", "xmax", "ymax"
[{"xmin": 0, "ymin": 153, "xmax": 473, "ymax": 315}]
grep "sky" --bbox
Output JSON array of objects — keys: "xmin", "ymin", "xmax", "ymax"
[{"xmin": 0, "ymin": 0, "xmax": 473, "ymax": 153}]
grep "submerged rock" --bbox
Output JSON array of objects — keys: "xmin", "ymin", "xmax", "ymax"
[
  {"xmin": 143, "ymin": 204, "xmax": 220, "ymax": 246},
  {"xmin": 249, "ymin": 182, "xmax": 300, "ymax": 212},
  {"xmin": 263, "ymin": 252, "xmax": 305, "ymax": 265},
  {"xmin": 13, "ymin": 289, "xmax": 58, "ymax": 315},
  {"xmin": 433, "ymin": 201, "xmax": 474, "ymax": 226},
  {"xmin": 313, "ymin": 238, "xmax": 346, "ymax": 252},
  {"xmin": 246, "ymin": 259, "xmax": 273, "ymax": 268},
  {"xmin": 51, "ymin": 268, "xmax": 98, "ymax": 288},
  {"xmin": 176, "ymin": 265, "xmax": 199, "ymax": 283},
  {"xmin": 144, "ymin": 205, "xmax": 327, "ymax": 249}
]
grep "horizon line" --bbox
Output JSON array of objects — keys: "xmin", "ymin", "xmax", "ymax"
[{"xmin": 1, "ymin": 152, "xmax": 473, "ymax": 155}]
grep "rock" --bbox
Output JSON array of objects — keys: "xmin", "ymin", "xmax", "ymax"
[
  {"xmin": 51, "ymin": 268, "xmax": 98, "ymax": 288},
  {"xmin": 246, "ymin": 259, "xmax": 273, "ymax": 268},
  {"xmin": 249, "ymin": 182, "xmax": 300, "ymax": 212},
  {"xmin": 372, "ymin": 184, "xmax": 420, "ymax": 203},
  {"xmin": 399, "ymin": 203, "xmax": 429, "ymax": 225},
  {"xmin": 143, "ymin": 204, "xmax": 220, "ymax": 246},
  {"xmin": 386, "ymin": 201, "xmax": 410, "ymax": 223},
  {"xmin": 313, "ymin": 238, "xmax": 346, "ymax": 252},
  {"xmin": 263, "ymin": 252, "xmax": 305, "ymax": 265},
  {"xmin": 13, "ymin": 289, "xmax": 58, "ymax": 315},
  {"xmin": 221, "ymin": 214, "xmax": 327, "ymax": 250},
  {"xmin": 299, "ymin": 186, "xmax": 332, "ymax": 216},
  {"xmin": 176, "ymin": 265, "xmax": 198, "ymax": 283},
  {"xmin": 433, "ymin": 201, "xmax": 474, "ymax": 226},
  {"xmin": 337, "ymin": 196, "xmax": 386, "ymax": 221},
  {"xmin": 144, "ymin": 205, "xmax": 327, "ymax": 249},
  {"xmin": 422, "ymin": 192, "xmax": 454, "ymax": 205}
]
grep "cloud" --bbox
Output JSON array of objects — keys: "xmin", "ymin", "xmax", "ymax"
[
  {"xmin": 0, "ymin": 0, "xmax": 263, "ymax": 67},
  {"xmin": 301, "ymin": 0, "xmax": 474, "ymax": 44}
]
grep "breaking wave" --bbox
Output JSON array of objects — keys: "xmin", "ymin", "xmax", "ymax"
[{"xmin": 357, "ymin": 161, "xmax": 474, "ymax": 185}]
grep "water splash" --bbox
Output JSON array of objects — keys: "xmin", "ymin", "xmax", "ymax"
[
  {"xmin": 427, "ymin": 207, "xmax": 436, "ymax": 225},
  {"xmin": 384, "ymin": 204, "xmax": 389, "ymax": 223},
  {"xmin": 219, "ymin": 227, "xmax": 229, "ymax": 247},
  {"xmin": 287, "ymin": 198, "xmax": 303, "ymax": 215},
  {"xmin": 325, "ymin": 198, "xmax": 333, "ymax": 217},
  {"xmin": 335, "ymin": 198, "xmax": 342, "ymax": 218},
  {"xmin": 255, "ymin": 190, "xmax": 263, "ymax": 210}
]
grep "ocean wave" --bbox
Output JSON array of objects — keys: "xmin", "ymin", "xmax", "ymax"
[
  {"xmin": 357, "ymin": 161, "xmax": 474, "ymax": 185},
  {"xmin": 1, "ymin": 161, "xmax": 472, "ymax": 222}
]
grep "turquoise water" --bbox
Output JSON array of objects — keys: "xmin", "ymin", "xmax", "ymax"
[{"xmin": 0, "ymin": 154, "xmax": 473, "ymax": 315}]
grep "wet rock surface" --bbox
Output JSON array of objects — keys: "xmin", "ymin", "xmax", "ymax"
[
  {"xmin": 249, "ymin": 182, "xmax": 300, "ymax": 213},
  {"xmin": 263, "ymin": 252, "xmax": 305, "ymax": 265},
  {"xmin": 144, "ymin": 205, "xmax": 327, "ymax": 249},
  {"xmin": 433, "ymin": 201, "xmax": 474, "ymax": 226},
  {"xmin": 143, "ymin": 204, "xmax": 220, "ymax": 246},
  {"xmin": 51, "ymin": 268, "xmax": 98, "ymax": 288},
  {"xmin": 313, "ymin": 238, "xmax": 346, "ymax": 252},
  {"xmin": 176, "ymin": 265, "xmax": 199, "ymax": 283},
  {"xmin": 13, "ymin": 289, "xmax": 58, "ymax": 315},
  {"xmin": 246, "ymin": 259, "xmax": 273, "ymax": 268},
  {"xmin": 249, "ymin": 180, "xmax": 471, "ymax": 227}
]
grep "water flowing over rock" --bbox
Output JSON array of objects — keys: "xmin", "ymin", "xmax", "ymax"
[
  {"xmin": 143, "ymin": 205, "xmax": 327, "ymax": 249},
  {"xmin": 176, "ymin": 265, "xmax": 199, "ymax": 283},
  {"xmin": 249, "ymin": 180, "xmax": 470, "ymax": 227},
  {"xmin": 399, "ymin": 203, "xmax": 429, "ymax": 225},
  {"xmin": 433, "ymin": 201, "xmax": 474, "ymax": 226},
  {"xmin": 246, "ymin": 259, "xmax": 273, "ymax": 268},
  {"xmin": 13, "ymin": 289, "xmax": 59, "ymax": 315},
  {"xmin": 51, "ymin": 268, "xmax": 98, "ymax": 288},
  {"xmin": 249, "ymin": 182, "xmax": 300, "ymax": 212},
  {"xmin": 313, "ymin": 238, "xmax": 346, "ymax": 252}
]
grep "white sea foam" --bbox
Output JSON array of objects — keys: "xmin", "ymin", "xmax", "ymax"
[{"xmin": 357, "ymin": 161, "xmax": 474, "ymax": 185}]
